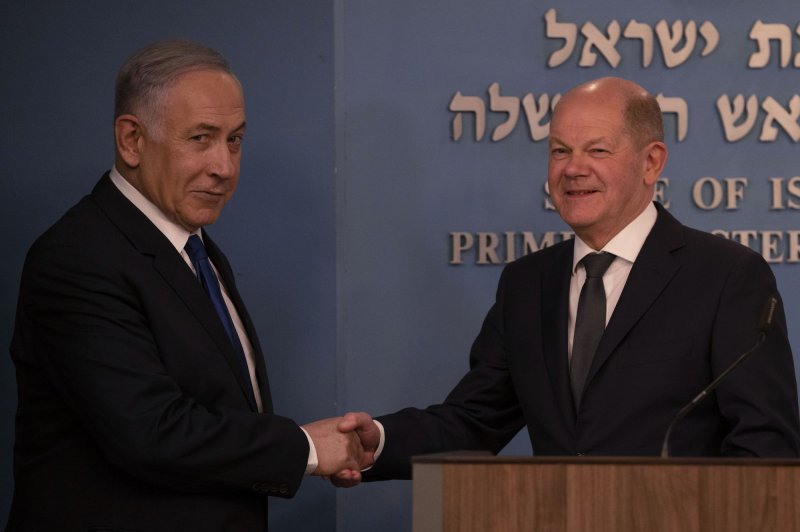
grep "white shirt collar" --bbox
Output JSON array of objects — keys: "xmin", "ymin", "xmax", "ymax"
[
  {"xmin": 572, "ymin": 202, "xmax": 658, "ymax": 273},
  {"xmin": 109, "ymin": 167, "xmax": 200, "ymax": 252}
]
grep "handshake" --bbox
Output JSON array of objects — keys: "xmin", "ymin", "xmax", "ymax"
[{"xmin": 302, "ymin": 412, "xmax": 380, "ymax": 487}]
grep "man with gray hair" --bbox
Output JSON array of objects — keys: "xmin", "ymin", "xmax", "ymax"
[{"xmin": 7, "ymin": 40, "xmax": 369, "ymax": 531}]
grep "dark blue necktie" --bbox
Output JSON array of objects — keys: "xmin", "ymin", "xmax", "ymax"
[
  {"xmin": 571, "ymin": 252, "xmax": 616, "ymax": 411},
  {"xmin": 184, "ymin": 235, "xmax": 256, "ymax": 405}
]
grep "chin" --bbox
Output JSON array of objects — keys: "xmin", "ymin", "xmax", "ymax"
[
  {"xmin": 559, "ymin": 210, "xmax": 595, "ymax": 227},
  {"xmin": 184, "ymin": 213, "xmax": 223, "ymax": 231}
]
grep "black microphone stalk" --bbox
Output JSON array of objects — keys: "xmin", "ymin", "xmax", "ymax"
[{"xmin": 659, "ymin": 295, "xmax": 778, "ymax": 458}]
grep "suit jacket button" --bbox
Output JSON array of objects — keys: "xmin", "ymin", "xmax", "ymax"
[{"xmin": 279, "ymin": 484, "xmax": 289, "ymax": 495}]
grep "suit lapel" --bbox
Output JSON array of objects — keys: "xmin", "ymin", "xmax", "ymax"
[
  {"xmin": 541, "ymin": 240, "xmax": 578, "ymax": 424},
  {"xmin": 91, "ymin": 175, "xmax": 260, "ymax": 411},
  {"xmin": 585, "ymin": 205, "xmax": 685, "ymax": 386},
  {"xmin": 204, "ymin": 233, "xmax": 273, "ymax": 413}
]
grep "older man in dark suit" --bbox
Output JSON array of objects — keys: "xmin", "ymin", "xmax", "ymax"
[
  {"xmin": 337, "ymin": 77, "xmax": 800, "ymax": 484},
  {"xmin": 7, "ymin": 40, "xmax": 370, "ymax": 531}
]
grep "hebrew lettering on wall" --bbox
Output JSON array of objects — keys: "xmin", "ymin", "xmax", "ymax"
[
  {"xmin": 444, "ymin": 10, "xmax": 800, "ymax": 267},
  {"xmin": 522, "ymin": 93, "xmax": 560, "ymax": 141},
  {"xmin": 449, "ymin": 92, "xmax": 486, "ymax": 141},
  {"xmin": 544, "ymin": 8, "xmax": 719, "ymax": 68},
  {"xmin": 449, "ymin": 86, "xmax": 558, "ymax": 142},
  {"xmin": 450, "ymin": 12, "xmax": 800, "ymax": 144},
  {"xmin": 449, "ymin": 86, "xmax": 688, "ymax": 143},
  {"xmin": 717, "ymin": 94, "xmax": 800, "ymax": 142},
  {"xmin": 748, "ymin": 20, "xmax": 800, "ymax": 68},
  {"xmin": 488, "ymin": 83, "xmax": 520, "ymax": 141}
]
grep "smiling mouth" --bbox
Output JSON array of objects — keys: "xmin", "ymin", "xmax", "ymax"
[{"xmin": 566, "ymin": 190, "xmax": 598, "ymax": 196}]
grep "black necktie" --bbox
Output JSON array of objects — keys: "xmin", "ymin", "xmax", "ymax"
[
  {"xmin": 184, "ymin": 235, "xmax": 256, "ymax": 406},
  {"xmin": 571, "ymin": 252, "xmax": 616, "ymax": 410}
]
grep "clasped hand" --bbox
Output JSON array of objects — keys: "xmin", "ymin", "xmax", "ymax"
[{"xmin": 302, "ymin": 412, "xmax": 379, "ymax": 487}]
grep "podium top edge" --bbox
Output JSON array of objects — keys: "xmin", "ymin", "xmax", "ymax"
[{"xmin": 411, "ymin": 452, "xmax": 800, "ymax": 467}]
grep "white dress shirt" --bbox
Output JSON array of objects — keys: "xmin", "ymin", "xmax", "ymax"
[{"xmin": 568, "ymin": 202, "xmax": 658, "ymax": 361}]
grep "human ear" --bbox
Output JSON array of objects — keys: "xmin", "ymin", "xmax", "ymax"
[
  {"xmin": 115, "ymin": 114, "xmax": 144, "ymax": 168},
  {"xmin": 643, "ymin": 141, "xmax": 668, "ymax": 185}
]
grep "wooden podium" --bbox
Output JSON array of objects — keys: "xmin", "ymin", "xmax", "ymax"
[{"xmin": 412, "ymin": 453, "xmax": 800, "ymax": 532}]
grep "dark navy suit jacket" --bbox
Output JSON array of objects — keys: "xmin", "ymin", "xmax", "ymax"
[
  {"xmin": 7, "ymin": 174, "xmax": 308, "ymax": 531},
  {"xmin": 369, "ymin": 203, "xmax": 800, "ymax": 479}
]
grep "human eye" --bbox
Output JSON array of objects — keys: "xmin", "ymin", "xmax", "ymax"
[
  {"xmin": 228, "ymin": 134, "xmax": 244, "ymax": 152},
  {"xmin": 189, "ymin": 133, "xmax": 210, "ymax": 143},
  {"xmin": 589, "ymin": 147, "xmax": 610, "ymax": 157}
]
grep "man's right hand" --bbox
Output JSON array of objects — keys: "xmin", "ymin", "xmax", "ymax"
[
  {"xmin": 302, "ymin": 417, "xmax": 366, "ymax": 478},
  {"xmin": 330, "ymin": 411, "xmax": 381, "ymax": 487}
]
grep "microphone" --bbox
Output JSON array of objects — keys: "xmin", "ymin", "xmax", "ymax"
[{"xmin": 659, "ymin": 295, "xmax": 778, "ymax": 458}]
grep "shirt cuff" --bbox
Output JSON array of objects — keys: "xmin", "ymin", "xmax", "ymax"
[
  {"xmin": 362, "ymin": 419, "xmax": 386, "ymax": 471},
  {"xmin": 300, "ymin": 427, "xmax": 318, "ymax": 475}
]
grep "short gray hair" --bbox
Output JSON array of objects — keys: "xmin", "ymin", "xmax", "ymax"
[
  {"xmin": 623, "ymin": 90, "xmax": 664, "ymax": 149},
  {"xmin": 114, "ymin": 40, "xmax": 235, "ymax": 130}
]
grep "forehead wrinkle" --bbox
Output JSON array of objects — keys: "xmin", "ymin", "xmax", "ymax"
[
  {"xmin": 584, "ymin": 136, "xmax": 612, "ymax": 146},
  {"xmin": 195, "ymin": 122, "xmax": 221, "ymax": 132},
  {"xmin": 548, "ymin": 133, "xmax": 611, "ymax": 148},
  {"xmin": 185, "ymin": 119, "xmax": 246, "ymax": 134}
]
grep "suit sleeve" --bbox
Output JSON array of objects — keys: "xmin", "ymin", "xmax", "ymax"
[
  {"xmin": 13, "ymin": 237, "xmax": 309, "ymax": 496},
  {"xmin": 712, "ymin": 247, "xmax": 800, "ymax": 456},
  {"xmin": 367, "ymin": 267, "xmax": 526, "ymax": 480}
]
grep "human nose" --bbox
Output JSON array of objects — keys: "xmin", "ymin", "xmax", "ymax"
[
  {"xmin": 207, "ymin": 140, "xmax": 238, "ymax": 179},
  {"xmin": 562, "ymin": 151, "xmax": 589, "ymax": 179}
]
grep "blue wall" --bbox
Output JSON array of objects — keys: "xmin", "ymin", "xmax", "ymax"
[{"xmin": 3, "ymin": 1, "xmax": 800, "ymax": 530}]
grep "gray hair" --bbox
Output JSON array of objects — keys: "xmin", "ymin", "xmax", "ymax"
[
  {"xmin": 623, "ymin": 90, "xmax": 664, "ymax": 149},
  {"xmin": 114, "ymin": 40, "xmax": 236, "ymax": 132}
]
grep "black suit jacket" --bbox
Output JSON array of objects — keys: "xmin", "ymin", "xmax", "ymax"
[
  {"xmin": 369, "ymin": 204, "xmax": 800, "ymax": 479},
  {"xmin": 7, "ymin": 174, "xmax": 308, "ymax": 531}
]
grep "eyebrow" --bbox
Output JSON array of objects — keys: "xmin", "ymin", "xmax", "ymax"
[{"xmin": 192, "ymin": 121, "xmax": 247, "ymax": 133}]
